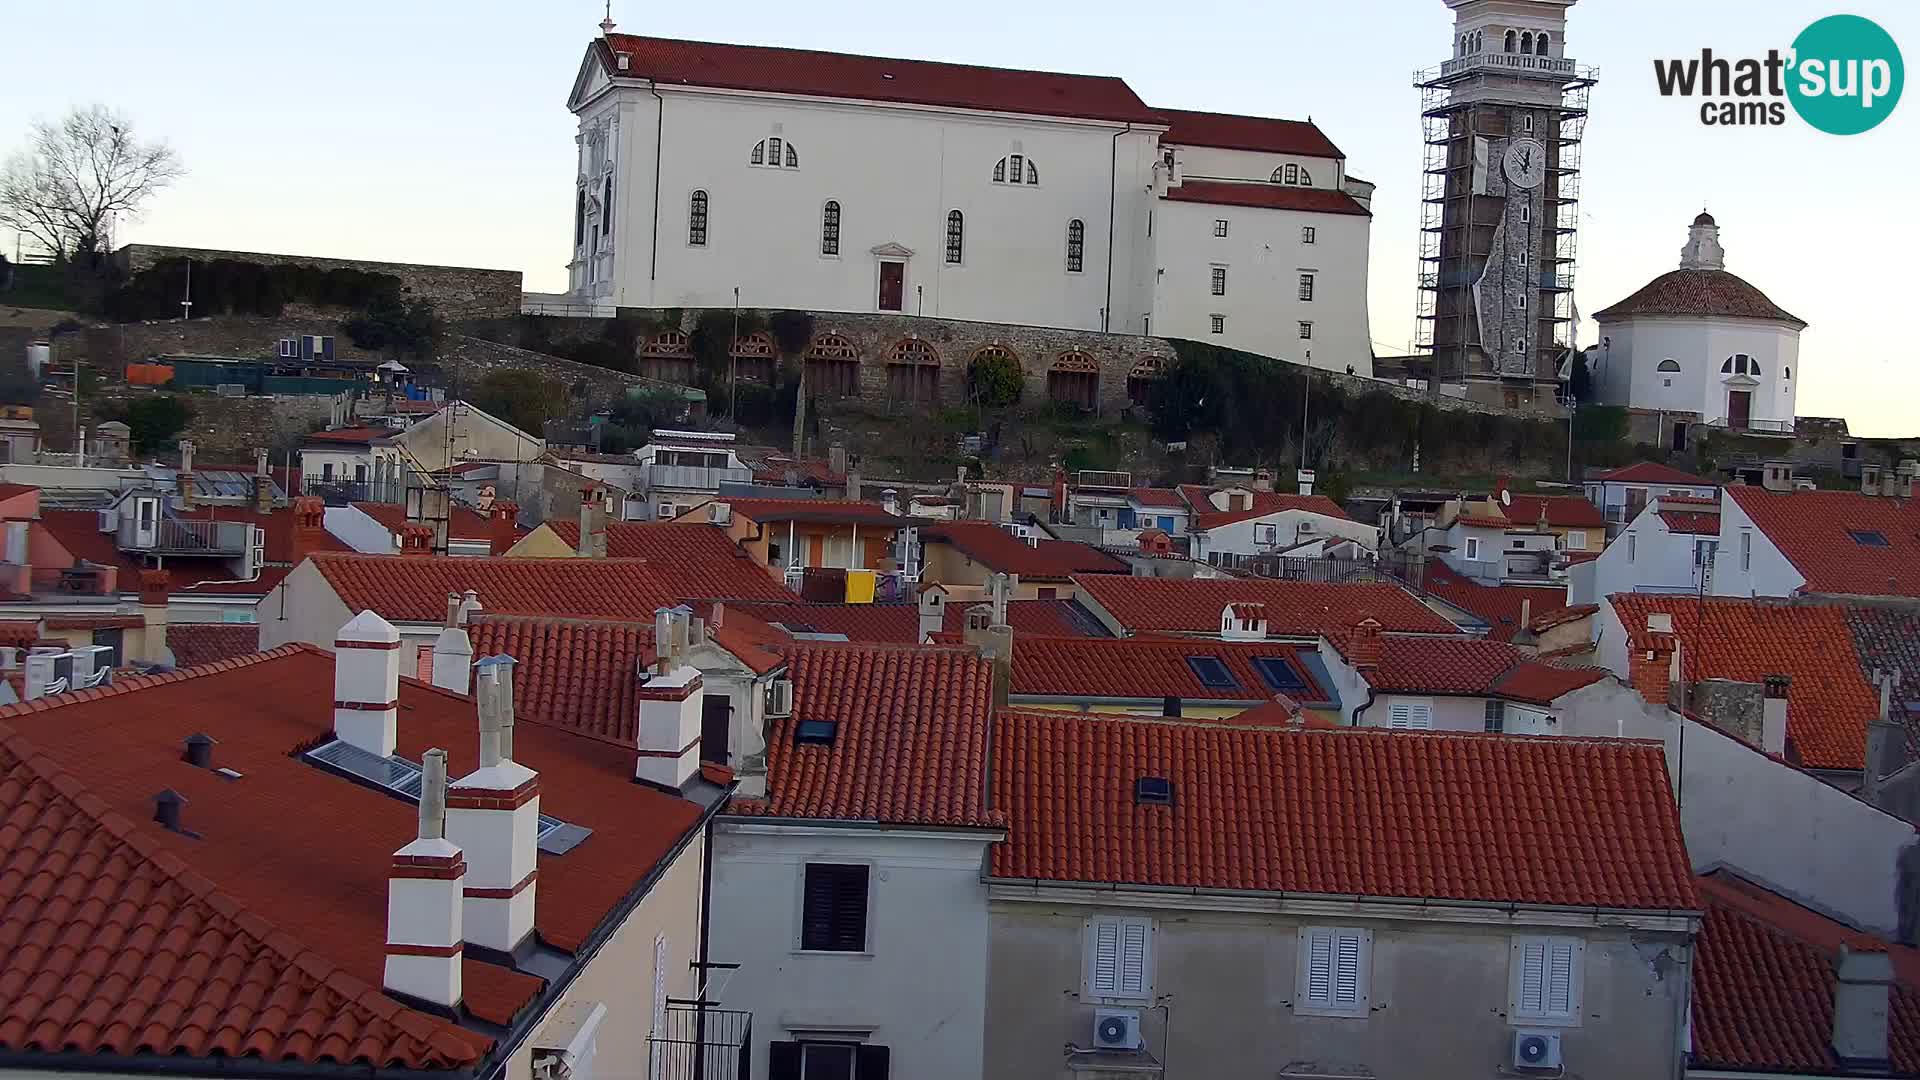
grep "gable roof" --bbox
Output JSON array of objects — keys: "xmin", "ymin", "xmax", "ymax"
[
  {"xmin": 923, "ymin": 521, "xmax": 1128, "ymax": 580},
  {"xmin": 1501, "ymin": 492, "xmax": 1606, "ymax": 530},
  {"xmin": 468, "ymin": 615, "xmax": 654, "ymax": 747},
  {"xmin": 1072, "ymin": 575, "xmax": 1459, "ymax": 638},
  {"xmin": 1188, "ymin": 490, "xmax": 1355, "ymax": 531},
  {"xmin": 1592, "ymin": 268, "xmax": 1806, "ymax": 328},
  {"xmin": 1729, "ymin": 486, "xmax": 1920, "ymax": 597},
  {"xmin": 1609, "ymin": 594, "xmax": 1878, "ymax": 771},
  {"xmin": 1590, "ymin": 461, "xmax": 1714, "ymax": 486},
  {"xmin": 728, "ymin": 643, "xmax": 999, "ymax": 827},
  {"xmin": 598, "ymin": 34, "xmax": 1163, "ymax": 125},
  {"xmin": 1349, "ymin": 634, "xmax": 1609, "ymax": 704},
  {"xmin": 309, "ymin": 553, "xmax": 683, "ymax": 623},
  {"xmin": 1007, "ymin": 635, "xmax": 1333, "ymax": 704},
  {"xmin": 1161, "ymin": 180, "xmax": 1371, "ymax": 217},
  {"xmin": 165, "ymin": 622, "xmax": 261, "ymax": 667},
  {"xmin": 726, "ymin": 598, "xmax": 1108, "ymax": 643},
  {"xmin": 1660, "ymin": 509, "xmax": 1721, "ymax": 535},
  {"xmin": 1157, "ymin": 108, "xmax": 1343, "ymax": 158},
  {"xmin": 0, "ymin": 646, "xmax": 711, "ymax": 1068},
  {"xmin": 988, "ymin": 711, "xmax": 1697, "ymax": 909},
  {"xmin": 1691, "ymin": 871, "xmax": 1920, "ymax": 1074},
  {"xmin": 1420, "ymin": 564, "xmax": 1572, "ymax": 643},
  {"xmin": 351, "ymin": 501, "xmax": 516, "ymax": 545},
  {"xmin": 546, "ymin": 521, "xmax": 795, "ymax": 601}
]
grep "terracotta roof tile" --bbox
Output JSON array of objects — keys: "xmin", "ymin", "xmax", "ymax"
[
  {"xmin": 1421, "ymin": 564, "xmax": 1572, "ymax": 642},
  {"xmin": 40, "ymin": 506, "xmax": 350, "ymax": 597},
  {"xmin": 1729, "ymin": 486, "xmax": 1920, "ymax": 597},
  {"xmin": 351, "ymin": 501, "xmax": 518, "ymax": 544},
  {"xmin": 1009, "ymin": 635, "xmax": 1332, "ymax": 704},
  {"xmin": 165, "ymin": 623, "xmax": 260, "ymax": 667},
  {"xmin": 469, "ymin": 615, "xmax": 655, "ymax": 747},
  {"xmin": 1660, "ymin": 510, "xmax": 1721, "ymax": 535},
  {"xmin": 1129, "ymin": 488, "xmax": 1187, "ymax": 510},
  {"xmin": 1609, "ymin": 594, "xmax": 1877, "ymax": 770},
  {"xmin": 546, "ymin": 521, "xmax": 795, "ymax": 600},
  {"xmin": 725, "ymin": 598, "xmax": 1107, "ymax": 643},
  {"xmin": 301, "ymin": 426, "xmax": 392, "ymax": 445},
  {"xmin": 924, "ymin": 521, "xmax": 1128, "ymax": 579},
  {"xmin": 310, "ymin": 553, "xmax": 685, "ymax": 623},
  {"xmin": 686, "ymin": 496, "xmax": 909, "ymax": 527},
  {"xmin": 1158, "ymin": 108, "xmax": 1343, "ymax": 158},
  {"xmin": 1502, "ymin": 492, "xmax": 1605, "ymax": 529},
  {"xmin": 601, "ymin": 34, "xmax": 1163, "ymax": 124},
  {"xmin": 1590, "ymin": 462, "xmax": 1714, "ymax": 486},
  {"xmin": 988, "ymin": 711, "xmax": 1698, "ymax": 908},
  {"xmin": 1347, "ymin": 634, "xmax": 1607, "ymax": 704},
  {"xmin": 1593, "ymin": 268, "xmax": 1805, "ymax": 327},
  {"xmin": 730, "ymin": 643, "xmax": 998, "ymax": 827},
  {"xmin": 1190, "ymin": 491, "xmax": 1355, "ymax": 531},
  {"xmin": 1072, "ymin": 575, "xmax": 1458, "ymax": 638},
  {"xmin": 1691, "ymin": 872, "xmax": 1920, "ymax": 1073},
  {"xmin": 1162, "ymin": 180, "xmax": 1370, "ymax": 217}
]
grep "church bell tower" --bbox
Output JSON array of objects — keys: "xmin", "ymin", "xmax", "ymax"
[{"xmin": 1414, "ymin": 0, "xmax": 1596, "ymax": 406}]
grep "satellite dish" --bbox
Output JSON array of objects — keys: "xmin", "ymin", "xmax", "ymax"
[{"xmin": 1499, "ymin": 489, "xmax": 1513, "ymax": 507}]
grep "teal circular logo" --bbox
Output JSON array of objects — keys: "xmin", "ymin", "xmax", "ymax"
[{"xmin": 1787, "ymin": 14, "xmax": 1904, "ymax": 135}]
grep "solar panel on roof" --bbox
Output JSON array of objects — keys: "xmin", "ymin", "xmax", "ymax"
[
  {"xmin": 1251, "ymin": 656, "xmax": 1310, "ymax": 695},
  {"xmin": 303, "ymin": 739, "xmax": 589, "ymax": 854},
  {"xmin": 1184, "ymin": 655, "xmax": 1239, "ymax": 691}
]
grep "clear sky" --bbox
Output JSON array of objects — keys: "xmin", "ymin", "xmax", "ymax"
[{"xmin": 6, "ymin": 1, "xmax": 1915, "ymax": 434}]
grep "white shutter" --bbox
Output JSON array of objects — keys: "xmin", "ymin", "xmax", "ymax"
[
  {"xmin": 1333, "ymin": 932, "xmax": 1363, "ymax": 1007},
  {"xmin": 1409, "ymin": 702, "xmax": 1433, "ymax": 730},
  {"xmin": 1119, "ymin": 921, "xmax": 1150, "ymax": 998},
  {"xmin": 1298, "ymin": 926, "xmax": 1368, "ymax": 1016},
  {"xmin": 1518, "ymin": 940, "xmax": 1547, "ymax": 1015},
  {"xmin": 1546, "ymin": 940, "xmax": 1576, "ymax": 1016},
  {"xmin": 1090, "ymin": 920, "xmax": 1121, "ymax": 995},
  {"xmin": 1305, "ymin": 928, "xmax": 1334, "ymax": 1006},
  {"xmin": 1088, "ymin": 917, "xmax": 1151, "ymax": 1002},
  {"xmin": 1388, "ymin": 702, "xmax": 1413, "ymax": 729},
  {"xmin": 1513, "ymin": 936, "xmax": 1582, "ymax": 1024}
]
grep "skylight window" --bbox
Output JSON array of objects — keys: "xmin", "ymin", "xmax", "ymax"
[
  {"xmin": 1251, "ymin": 656, "xmax": 1311, "ymax": 696},
  {"xmin": 304, "ymin": 739, "xmax": 590, "ymax": 854},
  {"xmin": 1848, "ymin": 529, "xmax": 1891, "ymax": 547},
  {"xmin": 1185, "ymin": 655, "xmax": 1239, "ymax": 691},
  {"xmin": 1136, "ymin": 776, "xmax": 1174, "ymax": 805},
  {"xmin": 795, "ymin": 718, "xmax": 839, "ymax": 744}
]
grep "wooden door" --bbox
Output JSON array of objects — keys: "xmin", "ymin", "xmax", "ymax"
[
  {"xmin": 878, "ymin": 262, "xmax": 904, "ymax": 311},
  {"xmin": 1728, "ymin": 390, "xmax": 1752, "ymax": 430}
]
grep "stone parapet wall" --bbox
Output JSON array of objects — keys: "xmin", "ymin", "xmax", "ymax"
[{"xmin": 115, "ymin": 244, "xmax": 523, "ymax": 318}]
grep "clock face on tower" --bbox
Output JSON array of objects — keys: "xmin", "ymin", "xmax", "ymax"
[{"xmin": 1503, "ymin": 137, "xmax": 1547, "ymax": 190}]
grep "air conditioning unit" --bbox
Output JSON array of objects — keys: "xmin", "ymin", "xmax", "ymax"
[
  {"xmin": 1092, "ymin": 1008, "xmax": 1142, "ymax": 1051},
  {"xmin": 765, "ymin": 678, "xmax": 794, "ymax": 718},
  {"xmin": 1512, "ymin": 1029, "xmax": 1562, "ymax": 1071},
  {"xmin": 708, "ymin": 501, "xmax": 733, "ymax": 526}
]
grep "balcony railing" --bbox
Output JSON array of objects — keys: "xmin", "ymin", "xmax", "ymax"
[
  {"xmin": 1433, "ymin": 52, "xmax": 1584, "ymax": 81},
  {"xmin": 647, "ymin": 1000, "xmax": 751, "ymax": 1080},
  {"xmin": 1705, "ymin": 417, "xmax": 1795, "ymax": 436},
  {"xmin": 118, "ymin": 515, "xmax": 253, "ymax": 556},
  {"xmin": 647, "ymin": 463, "xmax": 752, "ymax": 491}
]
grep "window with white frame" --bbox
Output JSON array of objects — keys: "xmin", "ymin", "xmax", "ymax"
[
  {"xmin": 1211, "ymin": 266, "xmax": 1228, "ymax": 296},
  {"xmin": 1484, "ymin": 699, "xmax": 1505, "ymax": 733},
  {"xmin": 750, "ymin": 136, "xmax": 799, "ymax": 169},
  {"xmin": 1510, "ymin": 936, "xmax": 1583, "ymax": 1025},
  {"xmin": 1209, "ymin": 314, "xmax": 1225, "ymax": 335},
  {"xmin": 1563, "ymin": 530, "xmax": 1586, "ymax": 550},
  {"xmin": 1255, "ymin": 524, "xmax": 1279, "ymax": 545},
  {"xmin": 1214, "ymin": 219, "xmax": 1229, "ymax": 237},
  {"xmin": 820, "ymin": 200, "xmax": 841, "ymax": 257},
  {"xmin": 1302, "ymin": 225, "xmax": 1316, "ymax": 244},
  {"xmin": 1299, "ymin": 321, "xmax": 1313, "ymax": 340},
  {"xmin": 1386, "ymin": 699, "xmax": 1433, "ymax": 730},
  {"xmin": 1296, "ymin": 927, "xmax": 1371, "ymax": 1017},
  {"xmin": 993, "ymin": 154, "xmax": 1040, "ymax": 185},
  {"xmin": 1086, "ymin": 916, "xmax": 1153, "ymax": 1003},
  {"xmin": 1627, "ymin": 533, "xmax": 1637, "ymax": 562},
  {"xmin": 1464, "ymin": 536, "xmax": 1482, "ymax": 560},
  {"xmin": 1298, "ymin": 273, "xmax": 1315, "ymax": 301},
  {"xmin": 688, "ymin": 191, "xmax": 709, "ymax": 246},
  {"xmin": 1741, "ymin": 531, "xmax": 1752, "ymax": 570}
]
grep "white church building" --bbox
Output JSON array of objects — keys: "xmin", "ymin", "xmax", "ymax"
[
  {"xmin": 559, "ymin": 28, "xmax": 1375, "ymax": 374},
  {"xmin": 1587, "ymin": 213, "xmax": 1806, "ymax": 433}
]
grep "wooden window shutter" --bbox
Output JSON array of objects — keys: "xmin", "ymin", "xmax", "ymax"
[{"xmin": 767, "ymin": 1041, "xmax": 802, "ymax": 1080}]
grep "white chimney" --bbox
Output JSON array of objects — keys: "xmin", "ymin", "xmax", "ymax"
[
  {"xmin": 447, "ymin": 656, "xmax": 540, "ymax": 953},
  {"xmin": 1761, "ymin": 675, "xmax": 1791, "ymax": 756},
  {"xmin": 1297, "ymin": 469, "xmax": 1316, "ymax": 497},
  {"xmin": 458, "ymin": 588, "xmax": 482, "ymax": 625},
  {"xmin": 432, "ymin": 625, "xmax": 474, "ymax": 695},
  {"xmin": 917, "ymin": 586, "xmax": 947, "ymax": 641},
  {"xmin": 635, "ymin": 608, "xmax": 704, "ymax": 790},
  {"xmin": 1833, "ymin": 946, "xmax": 1895, "ymax": 1070},
  {"xmin": 385, "ymin": 747, "xmax": 465, "ymax": 1009},
  {"xmin": 334, "ymin": 610, "xmax": 402, "ymax": 756},
  {"xmin": 881, "ymin": 488, "xmax": 900, "ymax": 516}
]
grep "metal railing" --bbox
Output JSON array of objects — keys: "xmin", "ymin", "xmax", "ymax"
[
  {"xmin": 646, "ymin": 1000, "xmax": 751, "ymax": 1080},
  {"xmin": 647, "ymin": 463, "xmax": 752, "ymax": 492},
  {"xmin": 1705, "ymin": 416, "xmax": 1795, "ymax": 436},
  {"xmin": 1209, "ymin": 552, "xmax": 1423, "ymax": 590},
  {"xmin": 1434, "ymin": 52, "xmax": 1583, "ymax": 80},
  {"xmin": 303, "ymin": 476, "xmax": 400, "ymax": 506},
  {"xmin": 118, "ymin": 515, "xmax": 252, "ymax": 555}
]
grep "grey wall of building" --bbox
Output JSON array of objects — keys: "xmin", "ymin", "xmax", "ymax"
[{"xmin": 115, "ymin": 244, "xmax": 522, "ymax": 319}]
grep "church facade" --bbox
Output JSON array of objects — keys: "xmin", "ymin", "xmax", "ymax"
[{"xmin": 560, "ymin": 31, "xmax": 1374, "ymax": 375}]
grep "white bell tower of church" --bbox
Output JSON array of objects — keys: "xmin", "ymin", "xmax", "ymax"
[{"xmin": 1414, "ymin": 0, "xmax": 1596, "ymax": 407}]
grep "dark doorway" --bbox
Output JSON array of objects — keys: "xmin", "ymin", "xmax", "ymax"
[
  {"xmin": 877, "ymin": 262, "xmax": 904, "ymax": 311},
  {"xmin": 1671, "ymin": 422, "xmax": 1688, "ymax": 452},
  {"xmin": 1727, "ymin": 390, "xmax": 1752, "ymax": 430},
  {"xmin": 92, "ymin": 627, "xmax": 124, "ymax": 668},
  {"xmin": 701, "ymin": 694, "xmax": 732, "ymax": 764}
]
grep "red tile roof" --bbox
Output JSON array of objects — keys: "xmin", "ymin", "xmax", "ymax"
[
  {"xmin": 1158, "ymin": 108, "xmax": 1343, "ymax": 158},
  {"xmin": 1227, "ymin": 696, "xmax": 1342, "ymax": 729},
  {"xmin": 39, "ymin": 506, "xmax": 351, "ymax": 597},
  {"xmin": 351, "ymin": 501, "xmax": 516, "ymax": 544},
  {"xmin": 165, "ymin": 623, "xmax": 260, "ymax": 667},
  {"xmin": 1420, "ymin": 564, "xmax": 1572, "ymax": 642},
  {"xmin": 989, "ymin": 711, "xmax": 1698, "ymax": 908},
  {"xmin": 546, "ymin": 521, "xmax": 795, "ymax": 601},
  {"xmin": 1692, "ymin": 872, "xmax": 1920, "ymax": 1074},
  {"xmin": 1162, "ymin": 180, "xmax": 1371, "ymax": 216},
  {"xmin": 730, "ymin": 643, "xmax": 999, "ymax": 827},
  {"xmin": 1728, "ymin": 486, "xmax": 1920, "ymax": 597},
  {"xmin": 1590, "ymin": 462, "xmax": 1714, "ymax": 486},
  {"xmin": 1609, "ymin": 594, "xmax": 1878, "ymax": 770},
  {"xmin": 1347, "ymin": 634, "xmax": 1607, "ymax": 704},
  {"xmin": 469, "ymin": 615, "xmax": 654, "ymax": 747},
  {"xmin": 0, "ymin": 646, "xmax": 710, "ymax": 1068},
  {"xmin": 1593, "ymin": 268, "xmax": 1805, "ymax": 328},
  {"xmin": 725, "ymin": 598, "xmax": 1106, "ymax": 643},
  {"xmin": 310, "ymin": 553, "xmax": 684, "ymax": 623},
  {"xmin": 601, "ymin": 34, "xmax": 1163, "ymax": 124},
  {"xmin": 1072, "ymin": 575, "xmax": 1459, "ymax": 638},
  {"xmin": 301, "ymin": 426, "xmax": 392, "ymax": 445},
  {"xmin": 1659, "ymin": 510, "xmax": 1721, "ymax": 535},
  {"xmin": 1502, "ymin": 492, "xmax": 1606, "ymax": 529},
  {"xmin": 0, "ymin": 621, "xmax": 40, "ymax": 648},
  {"xmin": 924, "ymin": 521, "xmax": 1128, "ymax": 580},
  {"xmin": 1189, "ymin": 491, "xmax": 1355, "ymax": 531},
  {"xmin": 1008, "ymin": 636, "xmax": 1331, "ymax": 703},
  {"xmin": 687, "ymin": 496, "xmax": 908, "ymax": 527},
  {"xmin": 1129, "ymin": 488, "xmax": 1188, "ymax": 510}
]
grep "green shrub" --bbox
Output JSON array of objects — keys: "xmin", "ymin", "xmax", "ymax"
[{"xmin": 967, "ymin": 352, "xmax": 1023, "ymax": 409}]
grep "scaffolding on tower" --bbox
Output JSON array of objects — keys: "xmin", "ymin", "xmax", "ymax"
[{"xmin": 1411, "ymin": 53, "xmax": 1597, "ymax": 393}]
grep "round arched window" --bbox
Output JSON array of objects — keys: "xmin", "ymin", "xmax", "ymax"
[{"xmin": 1657, "ymin": 359, "xmax": 1681, "ymax": 373}]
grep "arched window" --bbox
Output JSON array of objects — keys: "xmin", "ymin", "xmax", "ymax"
[
  {"xmin": 1283, "ymin": 163, "xmax": 1300, "ymax": 185},
  {"xmin": 785, "ymin": 142, "xmax": 798, "ymax": 168},
  {"xmin": 1065, "ymin": 219, "xmax": 1085, "ymax": 273},
  {"xmin": 821, "ymin": 200, "xmax": 841, "ymax": 256},
  {"xmin": 1784, "ymin": 366, "xmax": 1792, "ymax": 380},
  {"xmin": 750, "ymin": 137, "xmax": 799, "ymax": 168},
  {"xmin": 993, "ymin": 158, "xmax": 1005, "ymax": 183},
  {"xmin": 1657, "ymin": 359, "xmax": 1682, "ymax": 372},
  {"xmin": 1521, "ymin": 31, "xmax": 1533, "ymax": 53},
  {"xmin": 1297, "ymin": 168, "xmax": 1312, "ymax": 186},
  {"xmin": 1721, "ymin": 353, "xmax": 1761, "ymax": 376},
  {"xmin": 750, "ymin": 141, "xmax": 764, "ymax": 166},
  {"xmin": 602, "ymin": 175, "xmax": 614, "ymax": 236},
  {"xmin": 1025, "ymin": 159, "xmax": 1039, "ymax": 184},
  {"xmin": 688, "ymin": 190, "xmax": 708, "ymax": 246},
  {"xmin": 574, "ymin": 188, "xmax": 586, "ymax": 246},
  {"xmin": 1504, "ymin": 29, "xmax": 1517, "ymax": 53},
  {"xmin": 946, "ymin": 210, "xmax": 964, "ymax": 264},
  {"xmin": 993, "ymin": 156, "xmax": 1039, "ymax": 185},
  {"xmin": 1535, "ymin": 32, "xmax": 1551, "ymax": 55}
]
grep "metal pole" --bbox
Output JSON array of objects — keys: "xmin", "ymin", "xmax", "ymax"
[
  {"xmin": 1300, "ymin": 368, "xmax": 1311, "ymax": 472},
  {"xmin": 730, "ymin": 287, "xmax": 739, "ymax": 425},
  {"xmin": 1565, "ymin": 395, "xmax": 1577, "ymax": 481}
]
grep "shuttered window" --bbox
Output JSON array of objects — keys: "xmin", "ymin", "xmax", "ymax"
[
  {"xmin": 1386, "ymin": 700, "xmax": 1434, "ymax": 730},
  {"xmin": 800, "ymin": 863, "xmax": 869, "ymax": 952},
  {"xmin": 1297, "ymin": 926, "xmax": 1370, "ymax": 1017},
  {"xmin": 1511, "ymin": 936, "xmax": 1583, "ymax": 1024},
  {"xmin": 767, "ymin": 1041, "xmax": 890, "ymax": 1080},
  {"xmin": 1086, "ymin": 916, "xmax": 1152, "ymax": 1003}
]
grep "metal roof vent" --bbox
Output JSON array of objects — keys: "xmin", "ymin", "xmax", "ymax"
[{"xmin": 182, "ymin": 733, "xmax": 215, "ymax": 769}]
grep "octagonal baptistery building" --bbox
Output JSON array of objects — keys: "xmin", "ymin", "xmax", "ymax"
[{"xmin": 1589, "ymin": 213, "xmax": 1805, "ymax": 433}]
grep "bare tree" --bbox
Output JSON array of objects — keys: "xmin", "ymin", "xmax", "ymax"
[{"xmin": 0, "ymin": 104, "xmax": 183, "ymax": 260}]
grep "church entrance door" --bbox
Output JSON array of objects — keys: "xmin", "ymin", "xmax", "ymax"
[
  {"xmin": 878, "ymin": 261, "xmax": 905, "ymax": 311},
  {"xmin": 1727, "ymin": 390, "xmax": 1752, "ymax": 431}
]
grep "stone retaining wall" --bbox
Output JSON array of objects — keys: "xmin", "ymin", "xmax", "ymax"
[{"xmin": 115, "ymin": 244, "xmax": 522, "ymax": 318}]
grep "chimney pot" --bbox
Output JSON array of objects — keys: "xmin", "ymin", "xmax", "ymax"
[
  {"xmin": 447, "ymin": 663, "xmax": 539, "ymax": 953},
  {"xmin": 1833, "ymin": 946, "xmax": 1896, "ymax": 1070},
  {"xmin": 183, "ymin": 733, "xmax": 216, "ymax": 769},
  {"xmin": 386, "ymin": 746, "xmax": 465, "ymax": 1008},
  {"xmin": 152, "ymin": 788, "xmax": 188, "ymax": 832},
  {"xmin": 634, "ymin": 657, "xmax": 705, "ymax": 791},
  {"xmin": 333, "ymin": 611, "xmax": 402, "ymax": 756}
]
